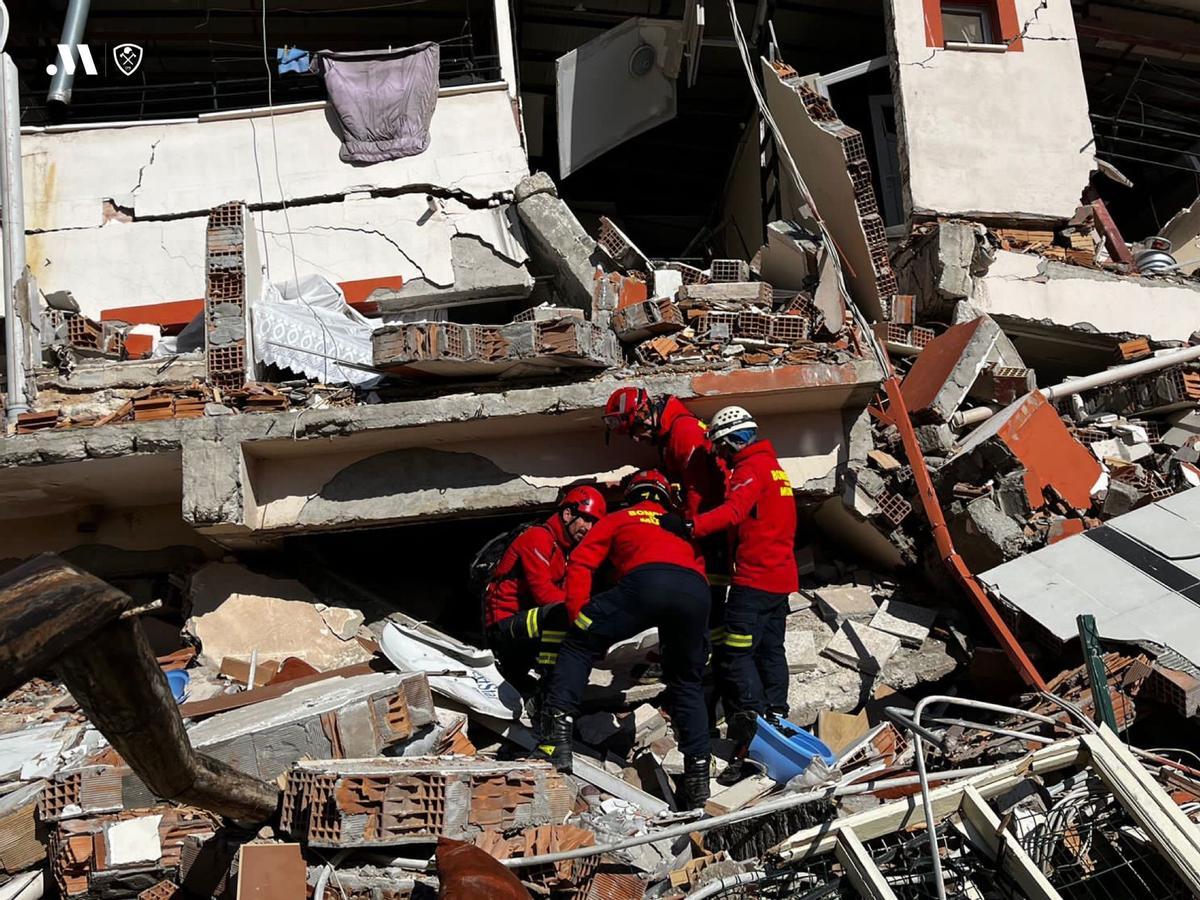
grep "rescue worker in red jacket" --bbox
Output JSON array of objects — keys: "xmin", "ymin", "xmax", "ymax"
[
  {"xmin": 534, "ymin": 470, "xmax": 714, "ymax": 807},
  {"xmin": 604, "ymin": 387, "xmax": 730, "ymax": 653},
  {"xmin": 602, "ymin": 387, "xmax": 724, "ymax": 519},
  {"xmin": 483, "ymin": 486, "xmax": 607, "ymax": 696},
  {"xmin": 687, "ymin": 405, "xmax": 798, "ymax": 785}
]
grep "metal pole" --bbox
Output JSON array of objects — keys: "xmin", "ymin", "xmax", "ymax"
[
  {"xmin": 46, "ymin": 0, "xmax": 92, "ymax": 111},
  {"xmin": 1, "ymin": 52, "xmax": 27, "ymax": 422},
  {"xmin": 951, "ymin": 343, "xmax": 1200, "ymax": 430}
]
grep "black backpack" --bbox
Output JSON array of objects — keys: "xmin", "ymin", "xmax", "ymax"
[{"xmin": 469, "ymin": 521, "xmax": 548, "ymax": 602}]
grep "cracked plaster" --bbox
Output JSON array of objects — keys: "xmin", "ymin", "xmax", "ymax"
[{"xmin": 886, "ymin": 0, "xmax": 1095, "ymax": 220}]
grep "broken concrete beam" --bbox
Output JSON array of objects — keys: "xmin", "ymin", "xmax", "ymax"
[
  {"xmin": 514, "ymin": 173, "xmax": 600, "ymax": 312},
  {"xmin": 937, "ymin": 391, "xmax": 1102, "ymax": 513},
  {"xmin": 610, "ymin": 298, "xmax": 685, "ymax": 344},
  {"xmin": 892, "ymin": 220, "xmax": 990, "ymax": 320},
  {"xmin": 280, "ymin": 757, "xmax": 574, "ymax": 847},
  {"xmin": 822, "ymin": 621, "xmax": 901, "ymax": 675},
  {"xmin": 900, "ymin": 315, "xmax": 1025, "ymax": 424},
  {"xmin": 1102, "ymin": 479, "xmax": 1147, "ymax": 518},
  {"xmin": 677, "ymin": 282, "xmax": 773, "ymax": 306},
  {"xmin": 870, "ymin": 600, "xmax": 935, "ymax": 649},
  {"xmin": 631, "ymin": 704, "xmax": 668, "ymax": 752},
  {"xmin": 186, "ymin": 672, "xmax": 436, "ymax": 782},
  {"xmin": 813, "ymin": 585, "xmax": 878, "ymax": 626},
  {"xmin": 948, "ymin": 496, "xmax": 1027, "ymax": 572}
]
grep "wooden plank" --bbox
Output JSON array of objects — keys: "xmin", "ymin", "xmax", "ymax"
[
  {"xmin": 704, "ymin": 774, "xmax": 776, "ymax": 816},
  {"xmin": 959, "ymin": 786, "xmax": 1062, "ymax": 900},
  {"xmin": 178, "ymin": 661, "xmax": 377, "ymax": 719},
  {"xmin": 0, "ymin": 555, "xmax": 135, "ymax": 696},
  {"xmin": 835, "ymin": 828, "xmax": 899, "ymax": 900}
]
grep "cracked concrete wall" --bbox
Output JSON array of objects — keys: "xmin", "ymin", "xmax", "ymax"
[
  {"xmin": 885, "ymin": 0, "xmax": 1095, "ymax": 221},
  {"xmin": 16, "ymin": 87, "xmax": 529, "ymax": 319},
  {"xmin": 973, "ymin": 249, "xmax": 1200, "ymax": 342}
]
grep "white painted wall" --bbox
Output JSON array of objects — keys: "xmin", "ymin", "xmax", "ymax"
[
  {"xmin": 974, "ymin": 250, "xmax": 1200, "ymax": 342},
  {"xmin": 16, "ymin": 87, "xmax": 529, "ymax": 319},
  {"xmin": 887, "ymin": 0, "xmax": 1095, "ymax": 220}
]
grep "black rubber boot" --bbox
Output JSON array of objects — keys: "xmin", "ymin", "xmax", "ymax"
[
  {"xmin": 532, "ymin": 708, "xmax": 574, "ymax": 773},
  {"xmin": 682, "ymin": 755, "xmax": 711, "ymax": 809},
  {"xmin": 716, "ymin": 711, "xmax": 758, "ymax": 787}
]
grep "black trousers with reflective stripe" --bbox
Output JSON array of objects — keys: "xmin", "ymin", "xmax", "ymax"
[
  {"xmin": 716, "ymin": 585, "xmax": 789, "ymax": 717},
  {"xmin": 487, "ymin": 603, "xmax": 568, "ymax": 693},
  {"xmin": 546, "ymin": 563, "xmax": 712, "ymax": 757}
]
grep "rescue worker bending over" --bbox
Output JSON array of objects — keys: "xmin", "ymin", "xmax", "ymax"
[
  {"xmin": 534, "ymin": 470, "xmax": 714, "ymax": 808},
  {"xmin": 602, "ymin": 387, "xmax": 724, "ymax": 520},
  {"xmin": 604, "ymin": 387, "xmax": 730, "ymax": 654},
  {"xmin": 688, "ymin": 405, "xmax": 798, "ymax": 786},
  {"xmin": 483, "ymin": 486, "xmax": 606, "ymax": 698}
]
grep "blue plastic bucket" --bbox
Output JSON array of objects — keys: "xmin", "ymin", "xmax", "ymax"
[
  {"xmin": 165, "ymin": 669, "xmax": 189, "ymax": 703},
  {"xmin": 747, "ymin": 716, "xmax": 835, "ymax": 783}
]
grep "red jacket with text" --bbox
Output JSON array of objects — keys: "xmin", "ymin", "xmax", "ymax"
[
  {"xmin": 692, "ymin": 440, "xmax": 798, "ymax": 594},
  {"xmin": 655, "ymin": 397, "xmax": 725, "ymax": 519},
  {"xmin": 564, "ymin": 501, "xmax": 707, "ymax": 620},
  {"xmin": 484, "ymin": 514, "xmax": 571, "ymax": 627}
]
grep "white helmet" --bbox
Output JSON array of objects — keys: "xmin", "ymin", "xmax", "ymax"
[{"xmin": 708, "ymin": 405, "xmax": 758, "ymax": 447}]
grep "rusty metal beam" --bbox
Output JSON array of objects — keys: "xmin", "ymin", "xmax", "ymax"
[{"xmin": 875, "ymin": 367, "xmax": 1046, "ymax": 691}]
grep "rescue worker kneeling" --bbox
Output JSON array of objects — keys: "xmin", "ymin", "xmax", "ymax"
[
  {"xmin": 483, "ymin": 486, "xmax": 607, "ymax": 701},
  {"xmin": 534, "ymin": 470, "xmax": 714, "ymax": 808}
]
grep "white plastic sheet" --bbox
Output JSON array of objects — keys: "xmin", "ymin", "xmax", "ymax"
[
  {"xmin": 253, "ymin": 274, "xmax": 377, "ymax": 386},
  {"xmin": 380, "ymin": 621, "xmax": 523, "ymax": 720}
]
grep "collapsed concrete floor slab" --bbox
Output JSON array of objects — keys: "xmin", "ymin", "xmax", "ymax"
[{"xmin": 0, "ymin": 360, "xmax": 882, "ymax": 551}]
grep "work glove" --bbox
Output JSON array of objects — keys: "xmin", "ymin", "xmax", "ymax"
[{"xmin": 658, "ymin": 512, "xmax": 694, "ymax": 541}]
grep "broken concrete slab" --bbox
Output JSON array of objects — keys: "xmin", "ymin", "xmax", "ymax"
[
  {"xmin": 938, "ymin": 391, "xmax": 1103, "ymax": 513},
  {"xmin": 813, "ymin": 585, "xmax": 878, "ymax": 626},
  {"xmin": 870, "ymin": 600, "xmax": 935, "ymax": 649},
  {"xmin": 784, "ymin": 629, "xmax": 818, "ymax": 673},
  {"xmin": 186, "ymin": 672, "xmax": 436, "ymax": 781},
  {"xmin": 186, "ymin": 563, "xmax": 373, "ymax": 673},
  {"xmin": 822, "ymin": 621, "xmax": 901, "ymax": 675},
  {"xmin": 900, "ymin": 315, "xmax": 1024, "ymax": 424}
]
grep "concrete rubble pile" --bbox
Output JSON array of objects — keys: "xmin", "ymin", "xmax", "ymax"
[{"xmin": 12, "ymin": 36, "xmax": 1200, "ymax": 900}]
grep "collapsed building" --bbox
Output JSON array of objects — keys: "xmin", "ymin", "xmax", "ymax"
[{"xmin": 6, "ymin": 0, "xmax": 1200, "ymax": 896}]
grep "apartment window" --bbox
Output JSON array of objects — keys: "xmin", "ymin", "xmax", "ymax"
[
  {"xmin": 923, "ymin": 0, "xmax": 1022, "ymax": 51},
  {"xmin": 942, "ymin": 3, "xmax": 998, "ymax": 45}
]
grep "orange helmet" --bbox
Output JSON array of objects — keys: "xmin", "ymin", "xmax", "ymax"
[
  {"xmin": 623, "ymin": 469, "xmax": 673, "ymax": 506},
  {"xmin": 603, "ymin": 387, "xmax": 652, "ymax": 436},
  {"xmin": 561, "ymin": 485, "xmax": 606, "ymax": 521}
]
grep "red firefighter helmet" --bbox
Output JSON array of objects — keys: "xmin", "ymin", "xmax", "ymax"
[
  {"xmin": 603, "ymin": 387, "xmax": 653, "ymax": 436},
  {"xmin": 623, "ymin": 469, "xmax": 673, "ymax": 506},
  {"xmin": 560, "ymin": 485, "xmax": 607, "ymax": 521}
]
